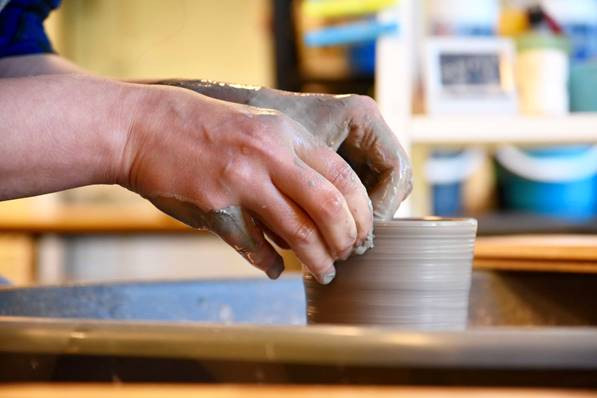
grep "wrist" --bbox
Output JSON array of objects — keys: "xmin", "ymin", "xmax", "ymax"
[
  {"xmin": 105, "ymin": 82, "xmax": 159, "ymax": 188},
  {"xmin": 111, "ymin": 83, "xmax": 199, "ymax": 191}
]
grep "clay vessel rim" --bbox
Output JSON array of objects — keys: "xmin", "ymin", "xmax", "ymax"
[{"xmin": 375, "ymin": 217, "xmax": 477, "ymax": 228}]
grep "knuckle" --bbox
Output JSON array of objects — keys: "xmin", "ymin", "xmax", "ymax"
[
  {"xmin": 359, "ymin": 95, "xmax": 378, "ymax": 109},
  {"xmin": 289, "ymin": 221, "xmax": 316, "ymax": 247},
  {"xmin": 329, "ymin": 161, "xmax": 359, "ymax": 191},
  {"xmin": 256, "ymin": 111, "xmax": 289, "ymax": 132},
  {"xmin": 243, "ymin": 113, "xmax": 292, "ymax": 160},
  {"xmin": 319, "ymin": 189, "xmax": 345, "ymax": 219},
  {"xmin": 346, "ymin": 94, "xmax": 376, "ymax": 109},
  {"xmin": 221, "ymin": 157, "xmax": 251, "ymax": 183},
  {"xmin": 261, "ymin": 112, "xmax": 308, "ymax": 141}
]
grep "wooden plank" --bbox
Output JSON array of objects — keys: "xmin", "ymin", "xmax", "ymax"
[
  {"xmin": 0, "ymin": 385, "xmax": 595, "ymax": 398},
  {"xmin": 475, "ymin": 235, "xmax": 597, "ymax": 262},
  {"xmin": 474, "ymin": 258, "xmax": 597, "ymax": 274},
  {"xmin": 0, "ymin": 199, "xmax": 194, "ymax": 234}
]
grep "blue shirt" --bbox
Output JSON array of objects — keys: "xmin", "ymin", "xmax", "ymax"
[{"xmin": 0, "ymin": 0, "xmax": 60, "ymax": 58}]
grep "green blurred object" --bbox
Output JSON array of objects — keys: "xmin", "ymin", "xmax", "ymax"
[
  {"xmin": 515, "ymin": 33, "xmax": 570, "ymax": 53},
  {"xmin": 570, "ymin": 62, "xmax": 597, "ymax": 112}
]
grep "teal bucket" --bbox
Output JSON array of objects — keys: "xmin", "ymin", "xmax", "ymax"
[{"xmin": 496, "ymin": 146, "xmax": 597, "ymax": 221}]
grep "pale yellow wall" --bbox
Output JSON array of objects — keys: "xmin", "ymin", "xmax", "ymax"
[{"xmin": 45, "ymin": 0, "xmax": 273, "ymax": 86}]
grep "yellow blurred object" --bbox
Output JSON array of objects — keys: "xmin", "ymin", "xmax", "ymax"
[
  {"xmin": 499, "ymin": 8, "xmax": 529, "ymax": 36},
  {"xmin": 0, "ymin": 235, "xmax": 35, "ymax": 285},
  {"xmin": 463, "ymin": 152, "xmax": 496, "ymax": 214},
  {"xmin": 302, "ymin": 0, "xmax": 398, "ymax": 19}
]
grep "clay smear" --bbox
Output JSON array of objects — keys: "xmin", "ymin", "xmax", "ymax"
[{"xmin": 304, "ymin": 218, "xmax": 478, "ymax": 330}]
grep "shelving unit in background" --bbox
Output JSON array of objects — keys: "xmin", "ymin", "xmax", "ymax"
[
  {"xmin": 410, "ymin": 114, "xmax": 597, "ymax": 145},
  {"xmin": 375, "ymin": 0, "xmax": 597, "ymax": 216},
  {"xmin": 273, "ymin": 0, "xmax": 377, "ymax": 94}
]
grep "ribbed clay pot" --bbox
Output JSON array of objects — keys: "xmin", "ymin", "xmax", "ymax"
[{"xmin": 304, "ymin": 218, "xmax": 478, "ymax": 330}]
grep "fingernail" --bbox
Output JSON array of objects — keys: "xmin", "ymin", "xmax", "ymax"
[
  {"xmin": 318, "ymin": 266, "xmax": 336, "ymax": 285},
  {"xmin": 266, "ymin": 259, "xmax": 285, "ymax": 280}
]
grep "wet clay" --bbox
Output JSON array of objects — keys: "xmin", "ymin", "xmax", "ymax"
[{"xmin": 304, "ymin": 218, "xmax": 478, "ymax": 330}]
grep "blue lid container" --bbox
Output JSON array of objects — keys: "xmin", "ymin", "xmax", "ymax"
[
  {"xmin": 427, "ymin": 149, "xmax": 485, "ymax": 217},
  {"xmin": 496, "ymin": 146, "xmax": 597, "ymax": 220},
  {"xmin": 348, "ymin": 40, "xmax": 376, "ymax": 75}
]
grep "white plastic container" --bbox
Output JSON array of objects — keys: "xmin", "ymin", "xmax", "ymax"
[{"xmin": 515, "ymin": 34, "xmax": 569, "ymax": 115}]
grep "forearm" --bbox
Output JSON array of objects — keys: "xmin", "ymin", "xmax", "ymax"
[
  {"xmin": 0, "ymin": 74, "xmax": 138, "ymax": 200},
  {"xmin": 0, "ymin": 54, "xmax": 84, "ymax": 78}
]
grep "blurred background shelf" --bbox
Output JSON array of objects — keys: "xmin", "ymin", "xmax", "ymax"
[
  {"xmin": 474, "ymin": 234, "xmax": 597, "ymax": 273},
  {"xmin": 0, "ymin": 201, "xmax": 191, "ymax": 234},
  {"xmin": 409, "ymin": 115, "xmax": 597, "ymax": 145}
]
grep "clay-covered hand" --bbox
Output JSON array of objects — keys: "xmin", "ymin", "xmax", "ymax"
[
  {"xmin": 154, "ymin": 81, "xmax": 412, "ymax": 220},
  {"xmin": 119, "ymin": 84, "xmax": 373, "ymax": 284}
]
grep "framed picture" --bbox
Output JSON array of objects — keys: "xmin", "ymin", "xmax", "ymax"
[{"xmin": 424, "ymin": 37, "xmax": 518, "ymax": 115}]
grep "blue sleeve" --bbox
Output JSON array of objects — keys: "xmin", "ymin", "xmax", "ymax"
[{"xmin": 0, "ymin": 0, "xmax": 61, "ymax": 58}]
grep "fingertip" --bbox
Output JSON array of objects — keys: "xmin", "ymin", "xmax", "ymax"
[
  {"xmin": 266, "ymin": 256, "xmax": 285, "ymax": 280},
  {"xmin": 353, "ymin": 228, "xmax": 375, "ymax": 255},
  {"xmin": 315, "ymin": 265, "xmax": 336, "ymax": 285}
]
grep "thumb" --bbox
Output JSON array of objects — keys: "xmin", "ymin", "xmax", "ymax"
[
  {"xmin": 210, "ymin": 207, "xmax": 285, "ymax": 280},
  {"xmin": 149, "ymin": 196, "xmax": 284, "ymax": 279}
]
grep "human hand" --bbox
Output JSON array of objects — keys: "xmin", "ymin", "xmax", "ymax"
[
  {"xmin": 119, "ymin": 85, "xmax": 374, "ymax": 284},
  {"xmin": 155, "ymin": 81, "xmax": 412, "ymax": 220},
  {"xmin": 252, "ymin": 90, "xmax": 413, "ymax": 220}
]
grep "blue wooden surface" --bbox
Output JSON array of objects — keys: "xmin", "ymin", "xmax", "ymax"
[{"xmin": 0, "ymin": 276, "xmax": 307, "ymax": 325}]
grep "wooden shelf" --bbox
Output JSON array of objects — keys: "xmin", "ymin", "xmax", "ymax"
[
  {"xmin": 0, "ymin": 198, "xmax": 194, "ymax": 234},
  {"xmin": 408, "ymin": 114, "xmax": 597, "ymax": 145},
  {"xmin": 474, "ymin": 235, "xmax": 597, "ymax": 274}
]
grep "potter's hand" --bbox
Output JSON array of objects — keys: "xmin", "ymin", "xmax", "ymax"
[
  {"xmin": 154, "ymin": 80, "xmax": 412, "ymax": 220},
  {"xmin": 121, "ymin": 85, "xmax": 373, "ymax": 284}
]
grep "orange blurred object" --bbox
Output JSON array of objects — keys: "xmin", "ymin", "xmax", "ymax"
[{"xmin": 499, "ymin": 7, "xmax": 530, "ymax": 36}]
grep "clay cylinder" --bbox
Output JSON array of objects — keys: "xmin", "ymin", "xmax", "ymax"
[{"xmin": 303, "ymin": 218, "xmax": 478, "ymax": 329}]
